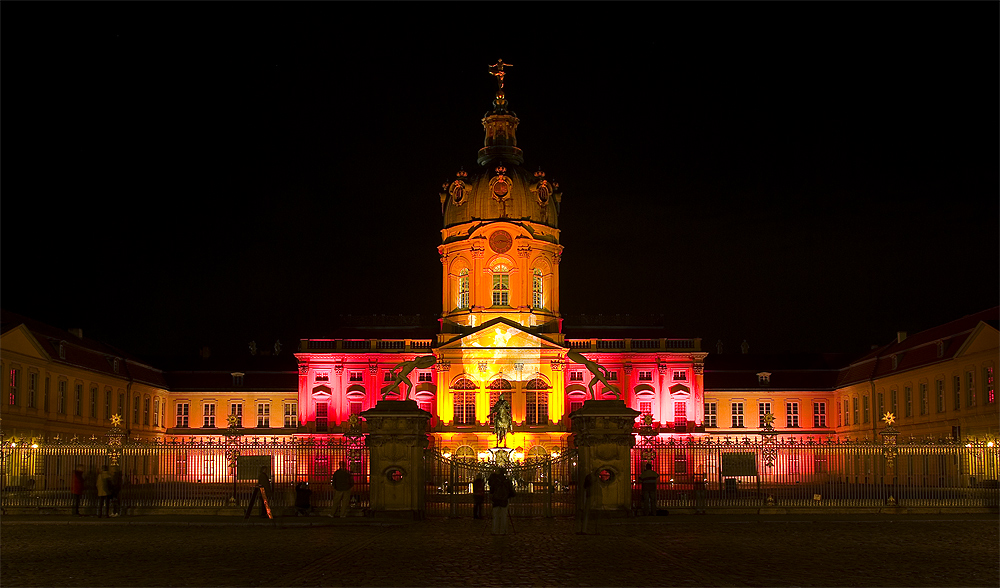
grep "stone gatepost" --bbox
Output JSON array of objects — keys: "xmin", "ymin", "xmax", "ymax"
[
  {"xmin": 361, "ymin": 400, "xmax": 431, "ymax": 518},
  {"xmin": 570, "ymin": 399, "xmax": 641, "ymax": 516}
]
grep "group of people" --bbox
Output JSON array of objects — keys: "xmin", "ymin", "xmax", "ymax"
[{"xmin": 71, "ymin": 464, "xmax": 123, "ymax": 517}]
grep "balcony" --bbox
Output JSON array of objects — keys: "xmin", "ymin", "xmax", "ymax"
[
  {"xmin": 299, "ymin": 339, "xmax": 435, "ymax": 353},
  {"xmin": 564, "ymin": 338, "xmax": 701, "ymax": 352}
]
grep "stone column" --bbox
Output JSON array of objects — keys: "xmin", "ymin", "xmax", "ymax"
[
  {"xmin": 570, "ymin": 399, "xmax": 640, "ymax": 516},
  {"xmin": 362, "ymin": 400, "xmax": 431, "ymax": 518}
]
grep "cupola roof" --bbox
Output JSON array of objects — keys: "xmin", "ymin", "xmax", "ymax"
[{"xmin": 440, "ymin": 60, "xmax": 561, "ymax": 231}]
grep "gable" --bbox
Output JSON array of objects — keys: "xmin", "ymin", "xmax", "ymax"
[
  {"xmin": 437, "ymin": 317, "xmax": 564, "ymax": 352},
  {"xmin": 0, "ymin": 324, "xmax": 52, "ymax": 362},
  {"xmin": 954, "ymin": 321, "xmax": 1000, "ymax": 358}
]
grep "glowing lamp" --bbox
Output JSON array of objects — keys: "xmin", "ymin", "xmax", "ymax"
[
  {"xmin": 989, "ymin": 441, "xmax": 995, "ymax": 448},
  {"xmin": 478, "ymin": 452, "xmax": 491, "ymax": 460},
  {"xmin": 31, "ymin": 443, "xmax": 38, "ymax": 449}
]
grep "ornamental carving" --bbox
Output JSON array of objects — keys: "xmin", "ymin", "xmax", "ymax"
[
  {"xmin": 693, "ymin": 364, "xmax": 704, "ymax": 375},
  {"xmin": 334, "ymin": 365, "xmax": 344, "ymax": 376},
  {"xmin": 435, "ymin": 360, "xmax": 451, "ymax": 372},
  {"xmin": 530, "ymin": 171, "xmax": 553, "ymax": 207},
  {"xmin": 298, "ymin": 365, "xmax": 309, "ymax": 376},
  {"xmin": 489, "ymin": 230, "xmax": 512, "ymax": 254},
  {"xmin": 448, "ymin": 170, "xmax": 472, "ymax": 207},
  {"xmin": 516, "ymin": 245, "xmax": 531, "ymax": 258}
]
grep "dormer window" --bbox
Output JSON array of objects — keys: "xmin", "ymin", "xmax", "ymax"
[
  {"xmin": 936, "ymin": 340, "xmax": 945, "ymax": 358},
  {"xmin": 113, "ymin": 358, "xmax": 120, "ymax": 374},
  {"xmin": 232, "ymin": 373, "xmax": 244, "ymax": 387},
  {"xmin": 757, "ymin": 372, "xmax": 771, "ymax": 385},
  {"xmin": 891, "ymin": 355, "xmax": 898, "ymax": 370}
]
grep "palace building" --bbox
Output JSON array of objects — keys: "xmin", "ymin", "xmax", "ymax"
[{"xmin": 2, "ymin": 64, "xmax": 997, "ymax": 453}]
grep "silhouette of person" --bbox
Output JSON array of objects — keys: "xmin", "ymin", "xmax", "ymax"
[
  {"xmin": 331, "ymin": 461, "xmax": 353, "ymax": 517},
  {"xmin": 97, "ymin": 465, "xmax": 112, "ymax": 518},
  {"xmin": 488, "ymin": 468, "xmax": 516, "ymax": 535},
  {"xmin": 639, "ymin": 463, "xmax": 659, "ymax": 516},
  {"xmin": 472, "ymin": 475, "xmax": 486, "ymax": 519},
  {"xmin": 71, "ymin": 465, "xmax": 84, "ymax": 516}
]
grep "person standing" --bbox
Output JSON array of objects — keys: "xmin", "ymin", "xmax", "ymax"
[
  {"xmin": 472, "ymin": 475, "xmax": 486, "ymax": 519},
  {"xmin": 487, "ymin": 468, "xmax": 515, "ymax": 535},
  {"xmin": 71, "ymin": 465, "xmax": 85, "ymax": 516},
  {"xmin": 331, "ymin": 461, "xmax": 353, "ymax": 518},
  {"xmin": 576, "ymin": 471, "xmax": 594, "ymax": 534},
  {"xmin": 639, "ymin": 463, "xmax": 659, "ymax": 516},
  {"xmin": 97, "ymin": 466, "xmax": 112, "ymax": 518}
]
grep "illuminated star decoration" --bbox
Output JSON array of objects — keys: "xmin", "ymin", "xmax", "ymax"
[
  {"xmin": 882, "ymin": 412, "xmax": 896, "ymax": 426},
  {"xmin": 762, "ymin": 412, "xmax": 776, "ymax": 426},
  {"xmin": 227, "ymin": 414, "xmax": 239, "ymax": 427},
  {"xmin": 110, "ymin": 414, "xmax": 122, "ymax": 427}
]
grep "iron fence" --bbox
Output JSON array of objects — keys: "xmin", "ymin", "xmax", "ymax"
[
  {"xmin": 424, "ymin": 449, "xmax": 578, "ymax": 518},
  {"xmin": 1, "ymin": 437, "xmax": 370, "ymax": 514},
  {"xmin": 631, "ymin": 435, "xmax": 999, "ymax": 509}
]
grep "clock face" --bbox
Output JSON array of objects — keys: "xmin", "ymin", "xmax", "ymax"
[{"xmin": 489, "ymin": 230, "xmax": 512, "ymax": 254}]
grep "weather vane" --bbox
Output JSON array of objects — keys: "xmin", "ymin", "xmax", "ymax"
[{"xmin": 489, "ymin": 59, "xmax": 513, "ymax": 95}]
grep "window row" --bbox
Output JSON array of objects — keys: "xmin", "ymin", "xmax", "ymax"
[
  {"xmin": 175, "ymin": 402, "xmax": 297, "ymax": 428},
  {"xmin": 454, "ymin": 265, "xmax": 547, "ymax": 310},
  {"xmin": 703, "ymin": 402, "xmax": 828, "ymax": 429}
]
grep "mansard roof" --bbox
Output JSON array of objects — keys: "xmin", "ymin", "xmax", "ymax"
[{"xmin": 704, "ymin": 353, "xmax": 852, "ymax": 392}]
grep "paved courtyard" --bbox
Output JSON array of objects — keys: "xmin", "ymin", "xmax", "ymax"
[{"xmin": 2, "ymin": 514, "xmax": 997, "ymax": 587}]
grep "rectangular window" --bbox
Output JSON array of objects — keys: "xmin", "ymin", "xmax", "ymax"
[
  {"xmin": 418, "ymin": 400, "xmax": 433, "ymax": 414},
  {"xmin": 315, "ymin": 402, "xmax": 328, "ymax": 432},
  {"xmin": 257, "ymin": 403, "xmax": 270, "ymax": 428},
  {"xmin": 862, "ymin": 396, "xmax": 869, "ymax": 423},
  {"xmin": 232, "ymin": 373, "xmax": 244, "ymax": 387},
  {"xmin": 176, "ymin": 403, "xmax": 189, "ymax": 427},
  {"xmin": 837, "ymin": 401, "xmax": 842, "ymax": 427},
  {"xmin": 953, "ymin": 376, "xmax": 961, "ymax": 411},
  {"xmin": 454, "ymin": 391, "xmax": 476, "ymax": 425},
  {"xmin": 877, "ymin": 393, "xmax": 884, "ymax": 420},
  {"xmin": 383, "ymin": 371, "xmax": 394, "ymax": 382},
  {"xmin": 75, "ymin": 384, "xmax": 83, "ymax": 416},
  {"xmin": 674, "ymin": 401, "xmax": 687, "ymax": 428},
  {"xmin": 492, "ymin": 273, "xmax": 509, "ymax": 306},
  {"xmin": 118, "ymin": 393, "xmax": 125, "ymax": 420},
  {"xmin": 90, "ymin": 387, "xmax": 98, "ymax": 418},
  {"xmin": 904, "ymin": 387, "xmax": 912, "ymax": 417},
  {"xmin": 105, "ymin": 390, "xmax": 112, "ymax": 420},
  {"xmin": 786, "ymin": 402, "xmax": 799, "ymax": 428},
  {"xmin": 758, "ymin": 402, "xmax": 771, "ymax": 427},
  {"xmin": 349, "ymin": 372, "xmax": 363, "ymax": 382},
  {"xmin": 852, "ymin": 397, "xmax": 859, "ymax": 424},
  {"xmin": 731, "ymin": 402, "xmax": 744, "ymax": 428},
  {"xmin": 966, "ymin": 372, "xmax": 976, "ymax": 407},
  {"xmin": 525, "ymin": 391, "xmax": 548, "ymax": 425},
  {"xmin": 607, "ymin": 371, "xmax": 618, "ymax": 381},
  {"xmin": 458, "ymin": 270, "xmax": 470, "ymax": 310},
  {"xmin": 8, "ymin": 368, "xmax": 19, "ymax": 406},
  {"xmin": 44, "ymin": 377, "xmax": 50, "ymax": 413},
  {"xmin": 919, "ymin": 383, "xmax": 928, "ymax": 415},
  {"xmin": 814, "ymin": 453, "xmax": 827, "ymax": 474},
  {"xmin": 570, "ymin": 371, "xmax": 583, "ymax": 382},
  {"xmin": 638, "ymin": 371, "xmax": 652, "ymax": 381},
  {"xmin": 161, "ymin": 400, "xmax": 166, "ymax": 428},
  {"xmin": 230, "ymin": 403, "xmax": 243, "ymax": 427},
  {"xmin": 143, "ymin": 397, "xmax": 150, "ymax": 425},
  {"xmin": 350, "ymin": 400, "xmax": 363, "ymax": 416},
  {"xmin": 986, "ymin": 367, "xmax": 995, "ymax": 404},
  {"xmin": 27, "ymin": 372, "xmax": 37, "ymax": 409},
  {"xmin": 890, "ymin": 389, "xmax": 898, "ymax": 418},
  {"xmin": 673, "ymin": 371, "xmax": 687, "ymax": 381},
  {"xmin": 203, "ymin": 403, "xmax": 216, "ymax": 428},
  {"xmin": 639, "ymin": 401, "xmax": 652, "ymax": 417},
  {"xmin": 843, "ymin": 399, "xmax": 849, "ymax": 425},
  {"xmin": 570, "ymin": 400, "xmax": 584, "ymax": 414},
  {"xmin": 813, "ymin": 402, "xmax": 827, "ymax": 428},
  {"xmin": 418, "ymin": 372, "xmax": 433, "ymax": 383},
  {"xmin": 136, "ymin": 395, "xmax": 142, "ymax": 425},
  {"xmin": 284, "ymin": 402, "xmax": 297, "ymax": 427},
  {"xmin": 936, "ymin": 380, "xmax": 945, "ymax": 413},
  {"xmin": 153, "ymin": 398, "xmax": 160, "ymax": 427},
  {"xmin": 704, "ymin": 402, "xmax": 717, "ymax": 428}
]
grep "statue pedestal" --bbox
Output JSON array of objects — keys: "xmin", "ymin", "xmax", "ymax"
[
  {"xmin": 570, "ymin": 399, "xmax": 640, "ymax": 516},
  {"xmin": 361, "ymin": 400, "xmax": 431, "ymax": 519}
]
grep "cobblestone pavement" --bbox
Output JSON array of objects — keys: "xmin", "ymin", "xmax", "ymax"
[{"xmin": 2, "ymin": 514, "xmax": 997, "ymax": 587}]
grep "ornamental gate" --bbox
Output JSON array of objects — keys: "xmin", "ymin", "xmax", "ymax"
[{"xmin": 424, "ymin": 449, "xmax": 578, "ymax": 517}]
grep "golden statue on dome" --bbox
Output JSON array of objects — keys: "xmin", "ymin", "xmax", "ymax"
[{"xmin": 489, "ymin": 59, "xmax": 513, "ymax": 93}]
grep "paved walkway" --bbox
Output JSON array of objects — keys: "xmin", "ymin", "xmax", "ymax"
[{"xmin": 2, "ymin": 513, "xmax": 997, "ymax": 587}]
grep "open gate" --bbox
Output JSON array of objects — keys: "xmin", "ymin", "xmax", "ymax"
[{"xmin": 425, "ymin": 449, "xmax": 578, "ymax": 517}]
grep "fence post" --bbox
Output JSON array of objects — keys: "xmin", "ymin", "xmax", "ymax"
[
  {"xmin": 448, "ymin": 458, "xmax": 457, "ymax": 518},
  {"xmin": 544, "ymin": 459, "xmax": 552, "ymax": 518}
]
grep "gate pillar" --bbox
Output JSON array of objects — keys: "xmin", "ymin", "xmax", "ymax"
[
  {"xmin": 570, "ymin": 399, "xmax": 640, "ymax": 516},
  {"xmin": 361, "ymin": 400, "xmax": 431, "ymax": 518}
]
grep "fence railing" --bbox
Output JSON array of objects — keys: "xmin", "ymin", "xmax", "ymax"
[
  {"xmin": 631, "ymin": 436, "xmax": 999, "ymax": 509},
  {"xmin": 1, "ymin": 437, "xmax": 370, "ymax": 514}
]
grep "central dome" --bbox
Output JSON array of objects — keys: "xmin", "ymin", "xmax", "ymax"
[{"xmin": 440, "ymin": 61, "xmax": 561, "ymax": 230}]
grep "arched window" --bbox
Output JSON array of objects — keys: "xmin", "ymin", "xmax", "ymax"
[
  {"xmin": 488, "ymin": 377, "xmax": 512, "ymax": 411},
  {"xmin": 458, "ymin": 268, "xmax": 470, "ymax": 309},
  {"xmin": 532, "ymin": 268, "xmax": 543, "ymax": 308},
  {"xmin": 454, "ymin": 445, "xmax": 477, "ymax": 460},
  {"xmin": 492, "ymin": 264, "xmax": 510, "ymax": 306},
  {"xmin": 452, "ymin": 378, "xmax": 477, "ymax": 425},
  {"xmin": 525, "ymin": 378, "xmax": 549, "ymax": 425},
  {"xmin": 527, "ymin": 445, "xmax": 548, "ymax": 460}
]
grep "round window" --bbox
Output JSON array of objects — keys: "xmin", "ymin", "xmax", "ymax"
[
  {"xmin": 386, "ymin": 468, "xmax": 404, "ymax": 483},
  {"xmin": 598, "ymin": 468, "xmax": 614, "ymax": 483}
]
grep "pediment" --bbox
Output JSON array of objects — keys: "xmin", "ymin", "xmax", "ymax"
[
  {"xmin": 668, "ymin": 383, "xmax": 691, "ymax": 396},
  {"xmin": 436, "ymin": 317, "xmax": 565, "ymax": 352},
  {"xmin": 953, "ymin": 321, "xmax": 999, "ymax": 358},
  {"xmin": 0, "ymin": 324, "xmax": 52, "ymax": 361}
]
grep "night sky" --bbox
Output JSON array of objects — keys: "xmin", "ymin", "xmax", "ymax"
[{"xmin": 3, "ymin": 4, "xmax": 997, "ymax": 362}]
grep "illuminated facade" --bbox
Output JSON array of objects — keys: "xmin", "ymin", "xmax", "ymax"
[{"xmin": 2, "ymin": 65, "xmax": 996, "ymax": 451}]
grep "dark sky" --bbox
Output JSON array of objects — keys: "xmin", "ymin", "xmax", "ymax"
[{"xmin": 3, "ymin": 3, "xmax": 997, "ymax": 361}]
